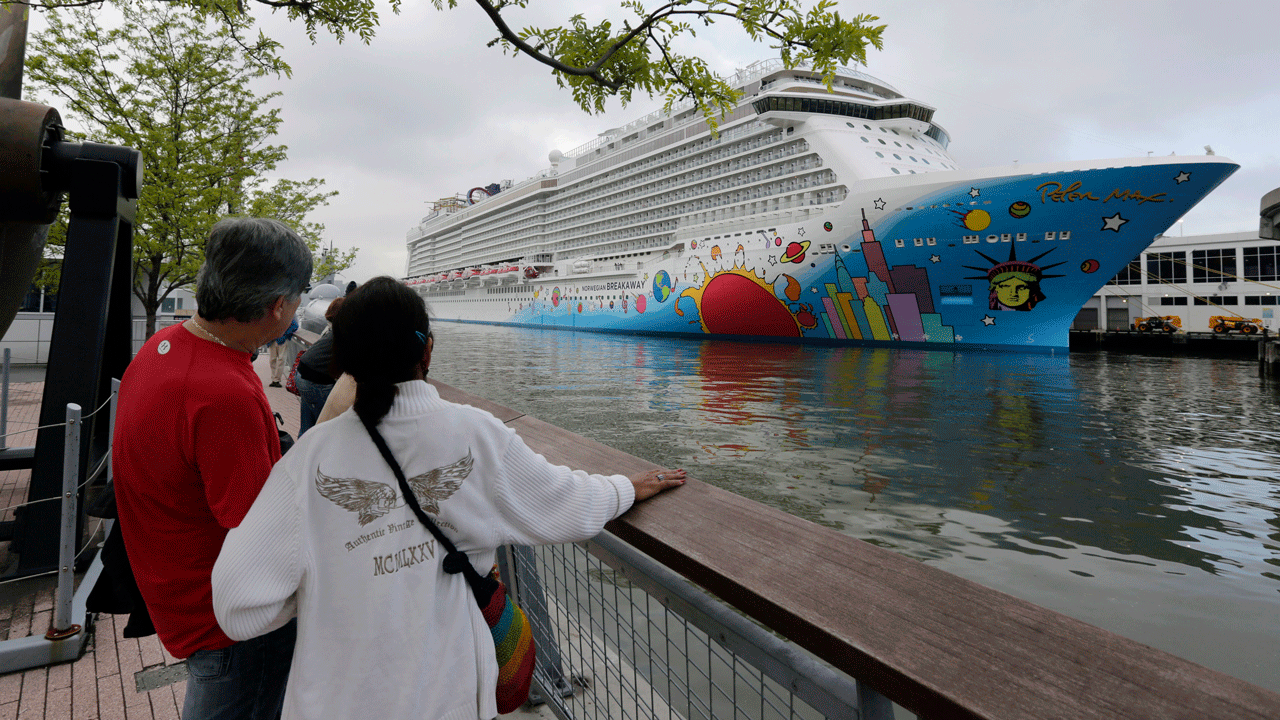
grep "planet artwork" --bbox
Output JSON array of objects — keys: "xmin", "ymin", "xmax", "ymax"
[
  {"xmin": 823, "ymin": 222, "xmax": 833, "ymax": 231},
  {"xmin": 1009, "ymin": 201, "xmax": 1031, "ymax": 218},
  {"xmin": 551, "ymin": 287, "xmax": 561, "ymax": 307},
  {"xmin": 635, "ymin": 294, "xmax": 647, "ymax": 313},
  {"xmin": 780, "ymin": 241, "xmax": 810, "ymax": 264},
  {"xmin": 652, "ymin": 270, "xmax": 674, "ymax": 302},
  {"xmin": 1080, "ymin": 259, "xmax": 1100, "ymax": 273}
]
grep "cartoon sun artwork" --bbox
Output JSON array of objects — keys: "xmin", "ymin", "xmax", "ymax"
[
  {"xmin": 951, "ymin": 208, "xmax": 992, "ymax": 231},
  {"xmin": 675, "ymin": 260, "xmax": 805, "ymax": 337},
  {"xmin": 963, "ymin": 246, "xmax": 1066, "ymax": 311}
]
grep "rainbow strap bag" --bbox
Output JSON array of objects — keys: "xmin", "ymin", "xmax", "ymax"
[{"xmin": 364, "ymin": 420, "xmax": 536, "ymax": 714}]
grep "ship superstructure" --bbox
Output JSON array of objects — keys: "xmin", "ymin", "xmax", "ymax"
[{"xmin": 404, "ymin": 59, "xmax": 1237, "ymax": 352}]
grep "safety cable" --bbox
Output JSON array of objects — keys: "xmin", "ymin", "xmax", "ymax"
[
  {"xmin": 0, "ymin": 390, "xmax": 116, "ymax": 444},
  {"xmin": 0, "ymin": 518, "xmax": 105, "ymax": 587}
]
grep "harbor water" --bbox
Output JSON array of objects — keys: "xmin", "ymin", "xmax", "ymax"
[{"xmin": 427, "ymin": 322, "xmax": 1280, "ymax": 694}]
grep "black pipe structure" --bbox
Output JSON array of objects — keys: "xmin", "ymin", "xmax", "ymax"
[{"xmin": 1, "ymin": 11, "xmax": 143, "ymax": 574}]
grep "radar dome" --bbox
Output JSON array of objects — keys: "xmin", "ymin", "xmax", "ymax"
[{"xmin": 549, "ymin": 149, "xmax": 565, "ymax": 164}]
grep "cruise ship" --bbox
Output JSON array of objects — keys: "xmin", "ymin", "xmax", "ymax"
[{"xmin": 403, "ymin": 59, "xmax": 1238, "ymax": 351}]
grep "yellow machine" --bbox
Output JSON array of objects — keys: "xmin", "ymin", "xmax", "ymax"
[
  {"xmin": 1209, "ymin": 316, "xmax": 1263, "ymax": 334},
  {"xmin": 1133, "ymin": 316, "xmax": 1182, "ymax": 333}
]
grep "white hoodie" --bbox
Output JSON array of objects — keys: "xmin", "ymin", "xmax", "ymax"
[{"xmin": 212, "ymin": 380, "xmax": 634, "ymax": 720}]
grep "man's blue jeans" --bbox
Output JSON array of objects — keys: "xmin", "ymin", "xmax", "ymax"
[
  {"xmin": 182, "ymin": 620, "xmax": 296, "ymax": 720},
  {"xmin": 295, "ymin": 376, "xmax": 333, "ymax": 437}
]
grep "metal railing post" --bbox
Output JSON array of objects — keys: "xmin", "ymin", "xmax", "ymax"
[
  {"xmin": 2, "ymin": 347, "xmax": 10, "ymax": 450},
  {"xmin": 502, "ymin": 545, "xmax": 574, "ymax": 703},
  {"xmin": 47, "ymin": 402, "xmax": 81, "ymax": 640},
  {"xmin": 104, "ymin": 378, "xmax": 119, "ymax": 539}
]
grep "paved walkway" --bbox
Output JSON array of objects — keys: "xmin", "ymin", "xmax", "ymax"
[{"xmin": 0, "ymin": 355, "xmax": 551, "ymax": 719}]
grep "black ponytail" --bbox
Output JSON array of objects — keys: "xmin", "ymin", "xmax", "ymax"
[{"xmin": 331, "ymin": 276, "xmax": 431, "ymax": 428}]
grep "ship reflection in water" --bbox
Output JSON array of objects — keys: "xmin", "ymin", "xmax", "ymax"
[{"xmin": 428, "ymin": 323, "xmax": 1280, "ymax": 692}]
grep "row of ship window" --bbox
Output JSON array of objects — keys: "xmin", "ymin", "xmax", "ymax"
[
  {"xmin": 550, "ymin": 130, "xmax": 799, "ymax": 217},
  {"xmin": 551, "ymin": 176, "xmax": 842, "ymax": 252},
  {"xmin": 558, "ymin": 122, "xmax": 778, "ymax": 202},
  {"xmin": 751, "ymin": 96, "xmax": 952, "ymax": 148},
  {"xmin": 543, "ymin": 151, "xmax": 821, "ymax": 243},
  {"xmin": 549, "ymin": 159, "xmax": 825, "ymax": 237},
  {"xmin": 560, "ymin": 117, "xmax": 772, "ymax": 188},
  {"xmin": 549, "ymin": 142, "xmax": 810, "ymax": 226}
]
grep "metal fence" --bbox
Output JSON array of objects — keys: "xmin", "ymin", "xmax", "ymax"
[{"xmin": 503, "ymin": 535, "xmax": 893, "ymax": 720}]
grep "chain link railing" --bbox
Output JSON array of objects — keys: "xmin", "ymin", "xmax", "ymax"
[{"xmin": 501, "ymin": 535, "xmax": 892, "ymax": 720}]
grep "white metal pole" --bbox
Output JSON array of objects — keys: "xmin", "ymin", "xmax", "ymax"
[
  {"xmin": 50, "ymin": 402, "xmax": 81, "ymax": 637},
  {"xmin": 105, "ymin": 379, "xmax": 119, "ymax": 539}
]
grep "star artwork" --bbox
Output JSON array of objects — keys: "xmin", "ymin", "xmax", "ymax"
[
  {"xmin": 955, "ymin": 334, "xmax": 963, "ymax": 341},
  {"xmin": 768, "ymin": 255, "xmax": 778, "ymax": 266},
  {"xmin": 930, "ymin": 254, "xmax": 941, "ymax": 263},
  {"xmin": 981, "ymin": 315, "xmax": 996, "ymax": 326},
  {"xmin": 1174, "ymin": 171, "xmax": 1191, "ymax": 184},
  {"xmin": 969, "ymin": 187, "xmax": 981, "ymax": 198},
  {"xmin": 874, "ymin": 198, "xmax": 887, "ymax": 210},
  {"xmin": 797, "ymin": 227, "xmax": 806, "ymax": 237},
  {"xmin": 1101, "ymin": 213, "xmax": 1129, "ymax": 232}
]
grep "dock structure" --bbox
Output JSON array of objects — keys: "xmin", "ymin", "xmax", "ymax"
[
  {"xmin": 0, "ymin": 355, "xmax": 1278, "ymax": 718},
  {"xmin": 1071, "ymin": 328, "xmax": 1268, "ymax": 356}
]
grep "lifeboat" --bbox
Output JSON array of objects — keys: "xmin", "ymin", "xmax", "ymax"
[{"xmin": 523, "ymin": 266, "xmax": 540, "ymax": 280}]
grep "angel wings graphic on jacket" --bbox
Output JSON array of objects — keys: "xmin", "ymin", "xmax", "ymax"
[{"xmin": 314, "ymin": 449, "xmax": 474, "ymax": 526}]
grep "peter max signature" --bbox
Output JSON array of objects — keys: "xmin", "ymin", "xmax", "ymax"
[{"xmin": 1036, "ymin": 181, "xmax": 1166, "ymax": 205}]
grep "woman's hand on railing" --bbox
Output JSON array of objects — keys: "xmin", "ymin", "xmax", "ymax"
[{"xmin": 630, "ymin": 468, "xmax": 687, "ymax": 502}]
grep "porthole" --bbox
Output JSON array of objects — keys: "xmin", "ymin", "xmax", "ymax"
[
  {"xmin": 893, "ymin": 154, "xmax": 901, "ymax": 160},
  {"xmin": 875, "ymin": 151, "xmax": 884, "ymax": 157},
  {"xmin": 878, "ymin": 139, "xmax": 886, "ymax": 145},
  {"xmin": 861, "ymin": 136, "xmax": 869, "ymax": 143},
  {"xmin": 891, "ymin": 168, "xmax": 901, "ymax": 174},
  {"xmin": 894, "ymin": 141, "xmax": 902, "ymax": 147}
]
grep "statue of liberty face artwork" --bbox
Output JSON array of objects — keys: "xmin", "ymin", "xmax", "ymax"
[{"xmin": 965, "ymin": 247, "xmax": 1065, "ymax": 311}]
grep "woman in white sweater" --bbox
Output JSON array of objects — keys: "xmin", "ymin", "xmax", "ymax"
[{"xmin": 211, "ymin": 277, "xmax": 685, "ymax": 720}]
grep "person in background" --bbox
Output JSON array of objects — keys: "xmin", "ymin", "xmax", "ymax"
[
  {"xmin": 345, "ymin": 279, "xmax": 357, "ymax": 296},
  {"xmin": 268, "ymin": 315, "xmax": 299, "ymax": 388},
  {"xmin": 212, "ymin": 276, "xmax": 686, "ymax": 719},
  {"xmin": 294, "ymin": 296, "xmax": 344, "ymax": 436},
  {"xmin": 113, "ymin": 217, "xmax": 311, "ymax": 720}
]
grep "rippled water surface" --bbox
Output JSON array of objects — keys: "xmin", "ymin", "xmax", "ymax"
[{"xmin": 427, "ymin": 323, "xmax": 1280, "ymax": 692}]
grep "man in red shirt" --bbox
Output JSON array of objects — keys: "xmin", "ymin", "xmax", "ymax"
[{"xmin": 113, "ymin": 217, "xmax": 311, "ymax": 720}]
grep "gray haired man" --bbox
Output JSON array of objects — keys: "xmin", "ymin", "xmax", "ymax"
[{"xmin": 113, "ymin": 217, "xmax": 312, "ymax": 720}]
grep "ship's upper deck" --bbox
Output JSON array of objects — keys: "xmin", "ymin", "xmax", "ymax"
[{"xmin": 405, "ymin": 60, "xmax": 959, "ymax": 278}]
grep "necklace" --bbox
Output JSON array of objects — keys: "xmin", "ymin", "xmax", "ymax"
[{"xmin": 189, "ymin": 318, "xmax": 245, "ymax": 352}]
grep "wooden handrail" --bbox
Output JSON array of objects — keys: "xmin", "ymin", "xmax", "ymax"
[{"xmin": 428, "ymin": 378, "xmax": 1280, "ymax": 720}]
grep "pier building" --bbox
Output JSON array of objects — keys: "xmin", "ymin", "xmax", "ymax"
[{"xmin": 1078, "ymin": 186, "xmax": 1280, "ymax": 334}]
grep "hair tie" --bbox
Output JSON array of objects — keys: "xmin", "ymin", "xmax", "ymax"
[{"xmin": 415, "ymin": 330, "xmax": 426, "ymax": 346}]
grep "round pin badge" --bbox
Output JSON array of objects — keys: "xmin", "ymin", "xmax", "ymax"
[{"xmin": 158, "ymin": 340, "xmax": 171, "ymax": 355}]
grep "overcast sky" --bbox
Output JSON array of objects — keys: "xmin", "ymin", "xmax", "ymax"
[{"xmin": 36, "ymin": 1, "xmax": 1280, "ymax": 282}]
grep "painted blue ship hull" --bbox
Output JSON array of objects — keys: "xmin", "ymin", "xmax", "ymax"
[{"xmin": 423, "ymin": 157, "xmax": 1238, "ymax": 352}]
